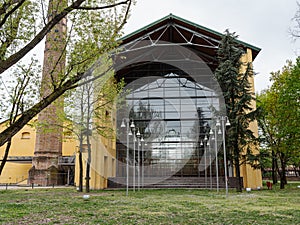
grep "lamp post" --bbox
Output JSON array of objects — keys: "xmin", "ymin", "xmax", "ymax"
[
  {"xmin": 213, "ymin": 125, "xmax": 219, "ymax": 193},
  {"xmin": 216, "ymin": 116, "xmax": 230, "ymax": 197},
  {"xmin": 136, "ymin": 128, "xmax": 141, "ymax": 191},
  {"xmin": 130, "ymin": 121, "xmax": 136, "ymax": 192},
  {"xmin": 207, "ymin": 140, "xmax": 212, "ymax": 190},
  {"xmin": 141, "ymin": 136, "xmax": 144, "ymax": 188},
  {"xmin": 209, "ymin": 129, "xmax": 213, "ymax": 190},
  {"xmin": 203, "ymin": 135, "xmax": 208, "ymax": 188},
  {"xmin": 121, "ymin": 118, "xmax": 130, "ymax": 196}
]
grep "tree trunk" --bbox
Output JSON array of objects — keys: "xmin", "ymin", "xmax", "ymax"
[
  {"xmin": 272, "ymin": 150, "xmax": 278, "ymax": 184},
  {"xmin": 78, "ymin": 151, "xmax": 83, "ymax": 192},
  {"xmin": 279, "ymin": 153, "xmax": 287, "ymax": 189},
  {"xmin": 279, "ymin": 167, "xmax": 286, "ymax": 189},
  {"xmin": 234, "ymin": 140, "xmax": 242, "ymax": 192},
  {"xmin": 0, "ymin": 138, "xmax": 12, "ymax": 175},
  {"xmin": 78, "ymin": 135, "xmax": 83, "ymax": 192},
  {"xmin": 85, "ymin": 129, "xmax": 91, "ymax": 193}
]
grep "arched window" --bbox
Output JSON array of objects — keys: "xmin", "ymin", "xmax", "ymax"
[{"xmin": 21, "ymin": 132, "xmax": 30, "ymax": 139}]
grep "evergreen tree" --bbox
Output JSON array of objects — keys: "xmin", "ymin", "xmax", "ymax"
[{"xmin": 214, "ymin": 30, "xmax": 256, "ymax": 191}]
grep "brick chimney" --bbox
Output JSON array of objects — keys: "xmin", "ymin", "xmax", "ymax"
[{"xmin": 29, "ymin": 0, "xmax": 67, "ymax": 186}]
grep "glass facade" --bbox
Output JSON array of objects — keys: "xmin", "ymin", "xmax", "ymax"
[{"xmin": 116, "ymin": 71, "xmax": 221, "ymax": 180}]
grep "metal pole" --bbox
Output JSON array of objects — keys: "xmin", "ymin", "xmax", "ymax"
[
  {"xmin": 141, "ymin": 141, "xmax": 144, "ymax": 188},
  {"xmin": 126, "ymin": 120, "xmax": 129, "ymax": 196},
  {"xmin": 133, "ymin": 129, "xmax": 136, "ymax": 192},
  {"xmin": 214, "ymin": 127, "xmax": 219, "ymax": 193},
  {"xmin": 209, "ymin": 141, "xmax": 212, "ymax": 190},
  {"xmin": 67, "ymin": 168, "xmax": 70, "ymax": 186},
  {"xmin": 222, "ymin": 117, "xmax": 228, "ymax": 197},
  {"xmin": 137, "ymin": 138, "xmax": 140, "ymax": 191},
  {"xmin": 204, "ymin": 140, "xmax": 207, "ymax": 188}
]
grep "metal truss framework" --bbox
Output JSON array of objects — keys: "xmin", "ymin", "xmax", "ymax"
[{"xmin": 120, "ymin": 21, "xmax": 221, "ymax": 68}]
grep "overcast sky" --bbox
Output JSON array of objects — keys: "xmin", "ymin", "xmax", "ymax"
[{"xmin": 122, "ymin": 0, "xmax": 299, "ymax": 93}]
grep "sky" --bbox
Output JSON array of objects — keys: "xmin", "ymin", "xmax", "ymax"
[{"xmin": 122, "ymin": 0, "xmax": 299, "ymax": 93}]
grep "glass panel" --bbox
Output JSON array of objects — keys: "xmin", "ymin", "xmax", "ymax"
[{"xmin": 118, "ymin": 73, "xmax": 220, "ymax": 179}]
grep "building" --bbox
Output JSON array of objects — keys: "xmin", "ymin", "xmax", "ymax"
[
  {"xmin": 0, "ymin": 120, "xmax": 76, "ymax": 185},
  {"xmin": 28, "ymin": 0, "xmax": 67, "ymax": 186},
  {"xmin": 0, "ymin": 14, "xmax": 262, "ymax": 189}
]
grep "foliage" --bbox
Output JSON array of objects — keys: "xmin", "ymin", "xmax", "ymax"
[
  {"xmin": 0, "ymin": 186, "xmax": 299, "ymax": 224},
  {"xmin": 214, "ymin": 30, "xmax": 257, "ymax": 191},
  {"xmin": 0, "ymin": 57, "xmax": 41, "ymax": 175},
  {"xmin": 0, "ymin": 0, "xmax": 133, "ymax": 174},
  {"xmin": 62, "ymin": 70, "xmax": 124, "ymax": 192},
  {"xmin": 128, "ymin": 100, "xmax": 163, "ymax": 141},
  {"xmin": 257, "ymin": 59, "xmax": 300, "ymax": 188},
  {"xmin": 0, "ymin": 0, "xmax": 133, "ymax": 148}
]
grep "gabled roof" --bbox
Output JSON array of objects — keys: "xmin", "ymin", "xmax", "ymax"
[{"xmin": 121, "ymin": 14, "xmax": 261, "ymax": 61}]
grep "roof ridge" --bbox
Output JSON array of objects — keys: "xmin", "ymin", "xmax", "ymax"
[{"xmin": 120, "ymin": 14, "xmax": 261, "ymax": 54}]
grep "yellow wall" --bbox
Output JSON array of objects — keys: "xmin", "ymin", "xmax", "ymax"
[
  {"xmin": 0, "ymin": 120, "xmax": 77, "ymax": 184},
  {"xmin": 0, "ymin": 163, "xmax": 32, "ymax": 184},
  {"xmin": 0, "ymin": 123, "xmax": 36, "ymax": 184},
  {"xmin": 62, "ymin": 138, "xmax": 78, "ymax": 156},
  {"xmin": 73, "ymin": 89, "xmax": 117, "ymax": 190},
  {"xmin": 74, "ymin": 132, "xmax": 116, "ymax": 190},
  {"xmin": 0, "ymin": 123, "xmax": 36, "ymax": 157},
  {"xmin": 239, "ymin": 48, "xmax": 263, "ymax": 189}
]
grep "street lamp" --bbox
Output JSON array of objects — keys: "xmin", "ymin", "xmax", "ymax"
[
  {"xmin": 209, "ymin": 129, "xmax": 214, "ymax": 190},
  {"xmin": 130, "ymin": 122, "xmax": 136, "ymax": 192},
  {"xmin": 216, "ymin": 116, "xmax": 230, "ymax": 197},
  {"xmin": 121, "ymin": 118, "xmax": 130, "ymax": 196},
  {"xmin": 136, "ymin": 128, "xmax": 141, "ymax": 191},
  {"xmin": 202, "ymin": 135, "xmax": 208, "ymax": 188},
  {"xmin": 140, "ymin": 136, "xmax": 144, "ymax": 188},
  {"xmin": 206, "ymin": 140, "xmax": 212, "ymax": 190},
  {"xmin": 213, "ymin": 125, "xmax": 219, "ymax": 193}
]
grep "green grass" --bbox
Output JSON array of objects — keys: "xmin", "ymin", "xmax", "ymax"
[{"xmin": 0, "ymin": 183, "xmax": 299, "ymax": 224}]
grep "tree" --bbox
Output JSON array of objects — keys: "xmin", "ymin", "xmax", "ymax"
[
  {"xmin": 290, "ymin": 2, "xmax": 300, "ymax": 40},
  {"xmin": 256, "ymin": 92, "xmax": 279, "ymax": 184},
  {"xmin": 126, "ymin": 100, "xmax": 163, "ymax": 167},
  {"xmin": 214, "ymin": 30, "xmax": 257, "ymax": 191},
  {"xmin": 0, "ymin": 0, "xmax": 133, "ymax": 172},
  {"xmin": 0, "ymin": 58, "xmax": 40, "ymax": 175},
  {"xmin": 61, "ymin": 72, "xmax": 124, "ymax": 192},
  {"xmin": 0, "ymin": 0, "xmax": 132, "ymax": 143},
  {"xmin": 257, "ymin": 59, "xmax": 300, "ymax": 189}
]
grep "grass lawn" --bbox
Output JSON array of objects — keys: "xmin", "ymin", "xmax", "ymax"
[{"xmin": 0, "ymin": 182, "xmax": 299, "ymax": 225}]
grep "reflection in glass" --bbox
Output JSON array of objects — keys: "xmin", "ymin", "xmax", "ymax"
[{"xmin": 117, "ymin": 73, "xmax": 220, "ymax": 178}]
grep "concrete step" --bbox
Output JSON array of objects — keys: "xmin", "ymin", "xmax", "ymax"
[{"xmin": 107, "ymin": 176, "xmax": 230, "ymax": 189}]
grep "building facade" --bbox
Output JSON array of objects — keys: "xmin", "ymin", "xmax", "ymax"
[
  {"xmin": 111, "ymin": 14, "xmax": 262, "ymax": 189},
  {"xmin": 0, "ymin": 14, "xmax": 262, "ymax": 190}
]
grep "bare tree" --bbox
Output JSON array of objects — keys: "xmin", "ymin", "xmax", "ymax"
[{"xmin": 290, "ymin": 2, "xmax": 300, "ymax": 40}]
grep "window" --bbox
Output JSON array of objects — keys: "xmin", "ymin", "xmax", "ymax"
[
  {"xmin": 64, "ymin": 131, "xmax": 73, "ymax": 139},
  {"xmin": 21, "ymin": 132, "xmax": 30, "ymax": 139},
  {"xmin": 117, "ymin": 73, "xmax": 220, "ymax": 177}
]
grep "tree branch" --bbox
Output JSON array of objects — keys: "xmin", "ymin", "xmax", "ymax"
[
  {"xmin": 0, "ymin": 0, "xmax": 25, "ymax": 28},
  {"xmin": 0, "ymin": 0, "xmax": 22, "ymax": 16},
  {"xmin": 0, "ymin": 138, "xmax": 12, "ymax": 175},
  {"xmin": 0, "ymin": 0, "xmax": 131, "ymax": 74},
  {"xmin": 0, "ymin": 0, "xmax": 84, "ymax": 73},
  {"xmin": 74, "ymin": 0, "xmax": 130, "ymax": 10},
  {"xmin": 0, "ymin": 64, "xmax": 113, "ymax": 147}
]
